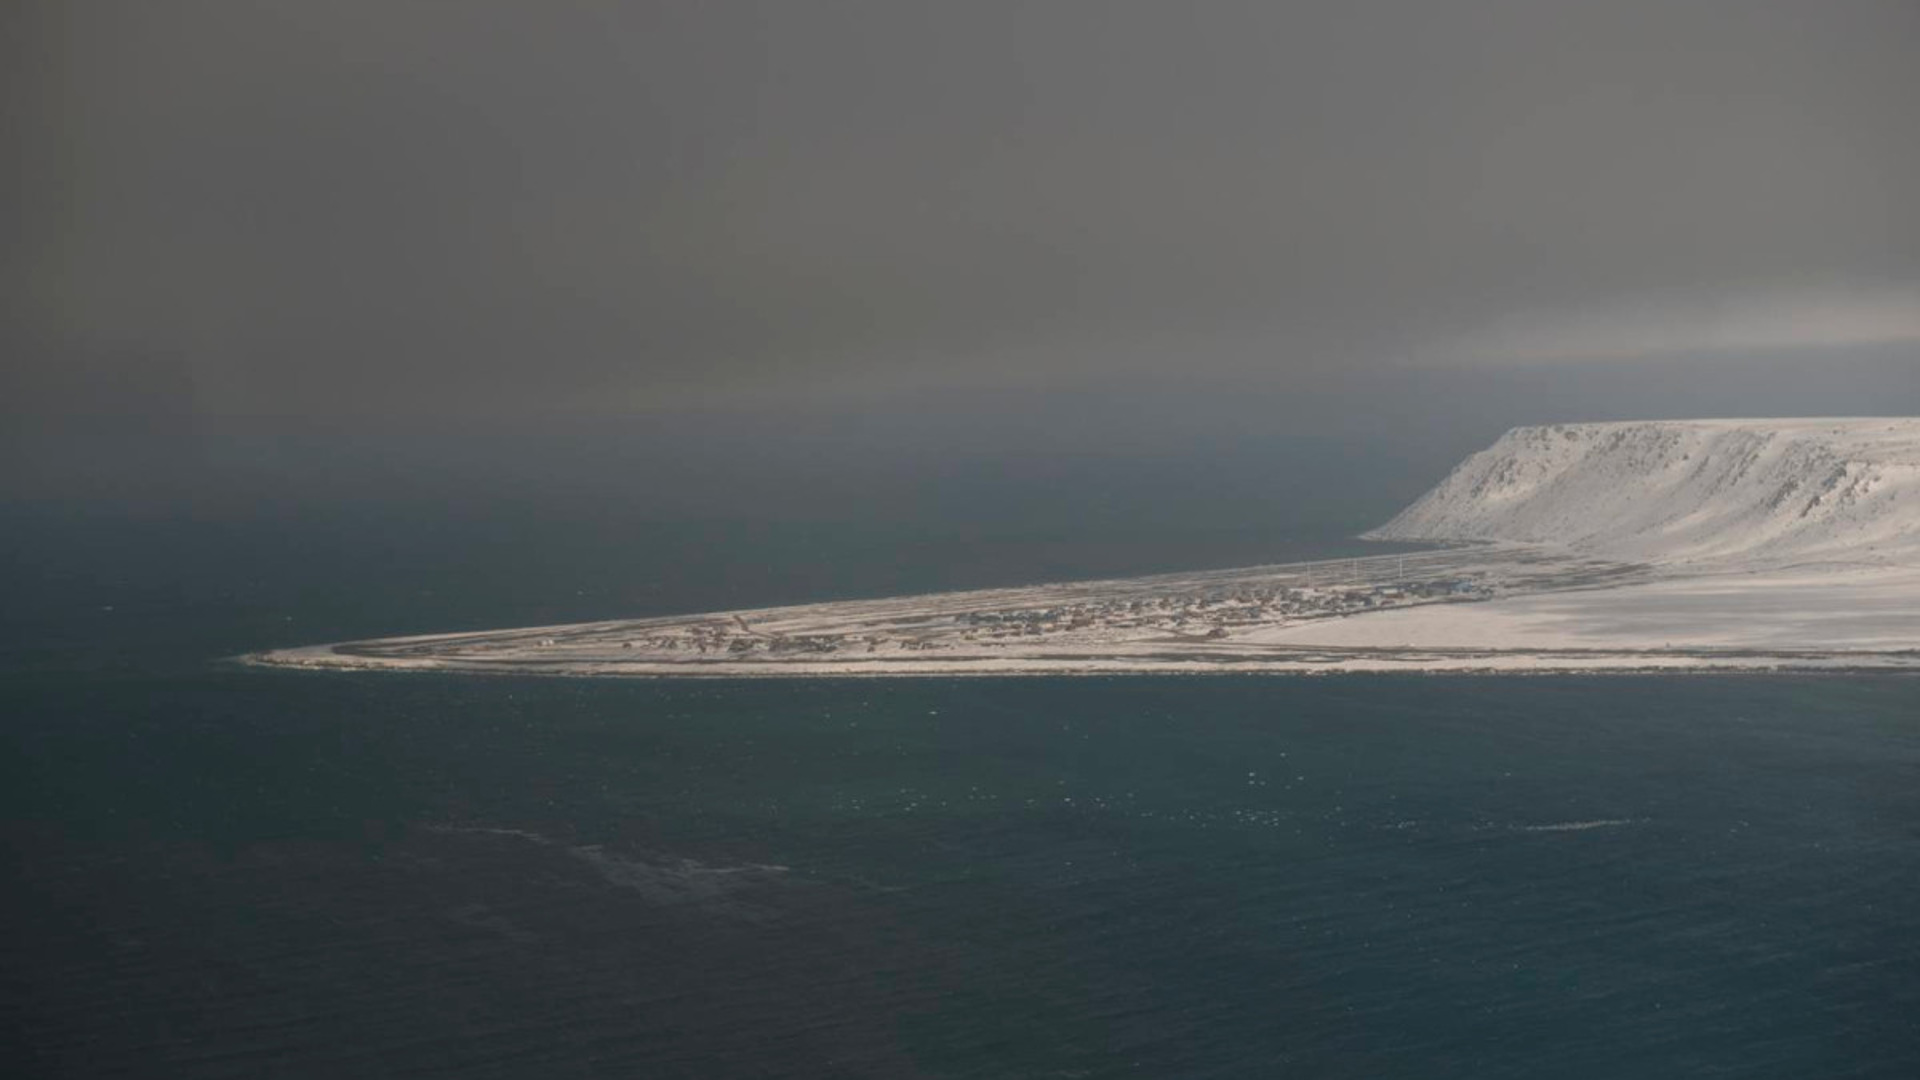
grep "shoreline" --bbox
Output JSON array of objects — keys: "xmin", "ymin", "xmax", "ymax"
[
  {"xmin": 240, "ymin": 637, "xmax": 1920, "ymax": 681},
  {"xmin": 236, "ymin": 653, "xmax": 1920, "ymax": 679}
]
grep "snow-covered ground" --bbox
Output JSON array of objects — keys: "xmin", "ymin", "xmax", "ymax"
[
  {"xmin": 251, "ymin": 419, "xmax": 1920, "ymax": 677},
  {"xmin": 1367, "ymin": 418, "xmax": 1920, "ymax": 568},
  {"xmin": 1240, "ymin": 565, "xmax": 1920, "ymax": 653}
]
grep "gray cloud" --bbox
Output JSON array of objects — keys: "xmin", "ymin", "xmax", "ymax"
[{"xmin": 7, "ymin": 0, "xmax": 1917, "ymax": 421}]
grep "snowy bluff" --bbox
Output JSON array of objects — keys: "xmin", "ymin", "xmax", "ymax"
[{"xmin": 1367, "ymin": 419, "xmax": 1920, "ymax": 568}]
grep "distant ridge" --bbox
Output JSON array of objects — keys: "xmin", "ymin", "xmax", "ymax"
[{"xmin": 1366, "ymin": 419, "xmax": 1920, "ymax": 567}]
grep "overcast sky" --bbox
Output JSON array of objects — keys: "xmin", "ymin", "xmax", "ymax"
[{"xmin": 6, "ymin": 2, "xmax": 1916, "ymax": 468}]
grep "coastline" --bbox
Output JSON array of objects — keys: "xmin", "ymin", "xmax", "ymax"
[{"xmin": 239, "ymin": 652, "xmax": 1920, "ymax": 679}]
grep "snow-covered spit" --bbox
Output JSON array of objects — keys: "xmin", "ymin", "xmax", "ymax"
[
  {"xmin": 249, "ymin": 418, "xmax": 1920, "ymax": 677},
  {"xmin": 1367, "ymin": 419, "xmax": 1920, "ymax": 569}
]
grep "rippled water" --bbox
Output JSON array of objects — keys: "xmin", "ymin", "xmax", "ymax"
[{"xmin": 8, "ymin": 668, "xmax": 1918, "ymax": 1077}]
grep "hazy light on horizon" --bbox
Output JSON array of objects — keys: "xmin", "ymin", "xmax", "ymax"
[{"xmin": 1451, "ymin": 284, "xmax": 1920, "ymax": 366}]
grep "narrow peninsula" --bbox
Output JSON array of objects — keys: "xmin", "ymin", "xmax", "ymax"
[{"xmin": 251, "ymin": 419, "xmax": 1920, "ymax": 676}]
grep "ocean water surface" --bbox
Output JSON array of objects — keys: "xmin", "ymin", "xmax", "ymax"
[{"xmin": 5, "ymin": 506, "xmax": 1918, "ymax": 1077}]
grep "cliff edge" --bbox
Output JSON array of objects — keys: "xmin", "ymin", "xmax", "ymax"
[{"xmin": 1366, "ymin": 419, "xmax": 1920, "ymax": 567}]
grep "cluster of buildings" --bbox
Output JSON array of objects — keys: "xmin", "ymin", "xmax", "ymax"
[{"xmin": 561, "ymin": 565, "xmax": 1497, "ymax": 660}]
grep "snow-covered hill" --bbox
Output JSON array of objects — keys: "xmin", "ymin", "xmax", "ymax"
[{"xmin": 1367, "ymin": 419, "xmax": 1920, "ymax": 567}]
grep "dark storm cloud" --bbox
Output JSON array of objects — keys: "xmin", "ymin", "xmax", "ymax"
[{"xmin": 7, "ymin": 0, "xmax": 1918, "ymax": 418}]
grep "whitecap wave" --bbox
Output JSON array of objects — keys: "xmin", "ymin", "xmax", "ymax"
[{"xmin": 1515, "ymin": 818, "xmax": 1640, "ymax": 833}]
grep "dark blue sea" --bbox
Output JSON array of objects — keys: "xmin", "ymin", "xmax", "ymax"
[{"xmin": 5, "ymin": 502, "xmax": 1918, "ymax": 1077}]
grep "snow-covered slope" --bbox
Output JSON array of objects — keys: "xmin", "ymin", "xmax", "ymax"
[{"xmin": 1368, "ymin": 419, "xmax": 1920, "ymax": 567}]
